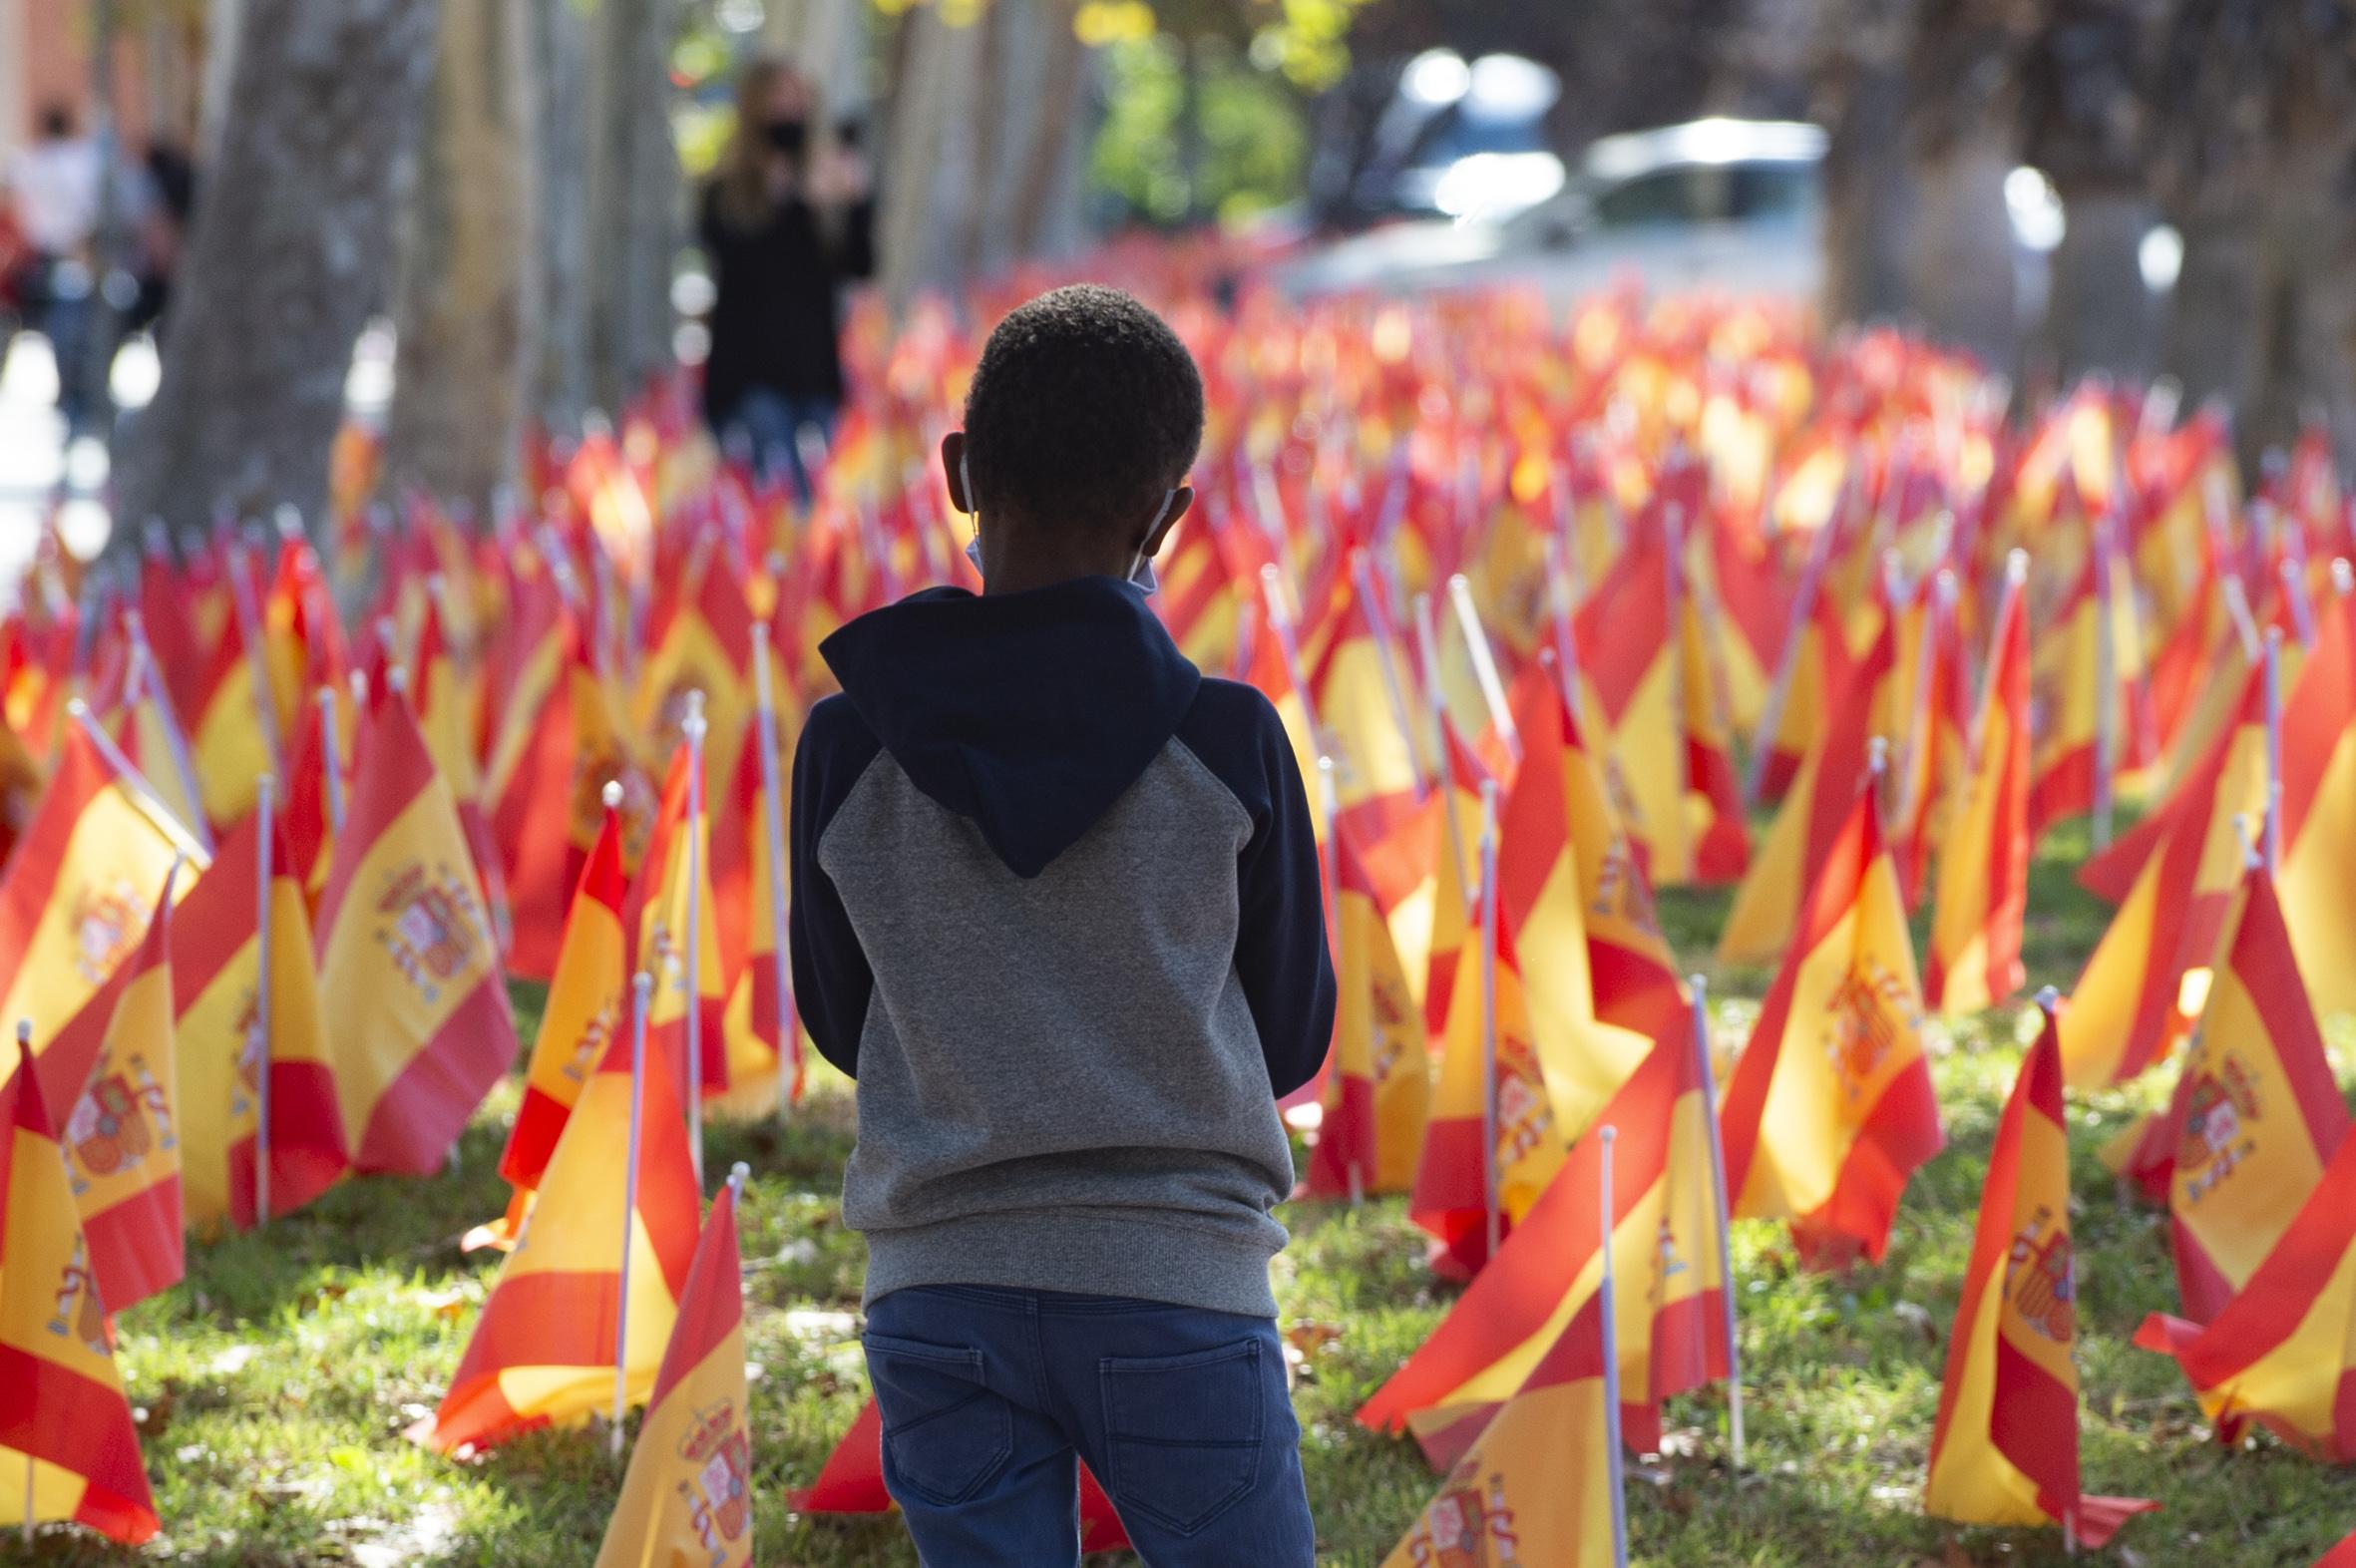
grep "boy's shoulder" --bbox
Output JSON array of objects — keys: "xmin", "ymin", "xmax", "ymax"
[
  {"xmin": 795, "ymin": 691, "xmax": 884, "ymax": 783},
  {"xmin": 1173, "ymin": 677, "xmax": 1298, "ymax": 811}
]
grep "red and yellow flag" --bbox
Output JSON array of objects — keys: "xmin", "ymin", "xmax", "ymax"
[
  {"xmin": 35, "ymin": 877, "xmax": 181, "ymax": 1313},
  {"xmin": 1497, "ymin": 656, "xmax": 1686, "ymax": 1121},
  {"xmin": 592, "ymin": 1179, "xmax": 754, "ymax": 1568},
  {"xmin": 486, "ymin": 609, "xmax": 652, "ymax": 982},
  {"xmin": 2275, "ymin": 577, "xmax": 2356, "ymax": 1020},
  {"xmin": 1927, "ymin": 559, "xmax": 2031, "ymax": 1015},
  {"xmin": 470, "ymin": 791, "xmax": 629, "ymax": 1252},
  {"xmin": 0, "ymin": 1033, "xmax": 159, "ymax": 1543},
  {"xmin": 1301, "ymin": 554, "xmax": 1424, "ymax": 841},
  {"xmin": 172, "ymin": 808, "xmax": 349, "ymax": 1233},
  {"xmin": 315, "ymin": 678, "xmax": 519, "ymax": 1174},
  {"xmin": 2137, "ymin": 861, "xmax": 2350, "ymax": 1322},
  {"xmin": 275, "ymin": 683, "xmax": 339, "ymax": 908},
  {"xmin": 2058, "ymin": 674, "xmax": 2265, "ymax": 1091},
  {"xmin": 1718, "ymin": 608, "xmax": 1900, "ymax": 966},
  {"xmin": 189, "ymin": 588, "xmax": 274, "ymax": 833},
  {"xmin": 712, "ymin": 707, "xmax": 794, "ymax": 1117},
  {"xmin": 1305, "ymin": 817, "xmax": 1429, "ymax": 1199},
  {"xmin": 625, "ymin": 739, "xmax": 730, "ymax": 1103},
  {"xmin": 2026, "ymin": 544, "xmax": 2146, "ymax": 842},
  {"xmin": 260, "ymin": 535, "xmax": 350, "ymax": 745},
  {"xmin": 2137, "ymin": 1082, "xmax": 2356, "ymax": 1462},
  {"xmin": 1376, "ymin": 1291, "xmax": 1620, "ymax": 1568},
  {"xmin": 1925, "ymin": 1000, "xmax": 2156, "ymax": 1546},
  {"xmin": 633, "ymin": 534, "xmax": 756, "ymax": 799},
  {"xmin": 0, "ymin": 719, "xmax": 193, "ymax": 1057},
  {"xmin": 1719, "ymin": 771, "xmax": 1943, "ymax": 1269},
  {"xmin": 413, "ymin": 1019, "xmax": 700, "ymax": 1454},
  {"xmin": 1363, "ymin": 1029, "xmax": 1726, "ymax": 1460}
]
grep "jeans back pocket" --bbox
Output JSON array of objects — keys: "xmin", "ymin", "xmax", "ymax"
[
  {"xmin": 865, "ymin": 1331, "xmax": 1013, "ymax": 1507},
  {"xmin": 1099, "ymin": 1337, "xmax": 1265, "ymax": 1536}
]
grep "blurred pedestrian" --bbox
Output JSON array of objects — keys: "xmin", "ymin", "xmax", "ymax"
[
  {"xmin": 697, "ymin": 57, "xmax": 874, "ymax": 501},
  {"xmin": 128, "ymin": 139, "xmax": 196, "ymax": 341},
  {"xmin": 3, "ymin": 104, "xmax": 103, "ymax": 432}
]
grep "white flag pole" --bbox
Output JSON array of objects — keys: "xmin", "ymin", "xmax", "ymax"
[
  {"xmin": 2264, "ymin": 627, "xmax": 2284, "ymax": 876},
  {"xmin": 123, "ymin": 609, "xmax": 214, "ymax": 857},
  {"xmin": 613, "ymin": 970, "xmax": 652, "ymax": 1459},
  {"xmin": 17, "ymin": 1015, "xmax": 30, "ymax": 1542},
  {"xmin": 315, "ymin": 685, "xmax": 345, "ymax": 836},
  {"xmin": 253, "ymin": 773, "xmax": 276, "ymax": 1229},
  {"xmin": 67, "ymin": 700, "xmax": 212, "ymax": 869},
  {"xmin": 1477, "ymin": 779, "xmax": 1502, "ymax": 1263},
  {"xmin": 682, "ymin": 691, "xmax": 708, "ymax": 1187},
  {"xmin": 1687, "ymin": 974, "xmax": 1745, "ymax": 1470},
  {"xmin": 1445, "ymin": 573, "xmax": 1519, "ymax": 764},
  {"xmin": 1598, "ymin": 1122, "xmax": 1630, "ymax": 1568},
  {"xmin": 750, "ymin": 624, "xmax": 794, "ymax": 1123}
]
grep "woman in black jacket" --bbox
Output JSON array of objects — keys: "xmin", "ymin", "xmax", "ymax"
[{"xmin": 698, "ymin": 58, "xmax": 874, "ymax": 499}]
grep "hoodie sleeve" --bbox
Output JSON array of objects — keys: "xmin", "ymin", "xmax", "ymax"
[
  {"xmin": 789, "ymin": 695, "xmax": 882, "ymax": 1078},
  {"xmin": 1178, "ymin": 681, "xmax": 1338, "ymax": 1097}
]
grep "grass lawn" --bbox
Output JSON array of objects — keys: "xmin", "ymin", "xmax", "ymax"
[{"xmin": 10, "ymin": 819, "xmax": 2356, "ymax": 1566}]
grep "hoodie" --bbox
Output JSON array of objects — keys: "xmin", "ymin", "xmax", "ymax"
[{"xmin": 789, "ymin": 576, "xmax": 1337, "ymax": 1317}]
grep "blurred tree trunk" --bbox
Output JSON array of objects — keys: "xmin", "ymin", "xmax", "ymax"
[
  {"xmin": 196, "ymin": 0, "xmax": 245, "ymax": 163},
  {"xmin": 586, "ymin": 0, "xmax": 679, "ymax": 414},
  {"xmin": 2023, "ymin": 0, "xmax": 2160, "ymax": 382},
  {"xmin": 2156, "ymin": 0, "xmax": 2356, "ymax": 470},
  {"xmin": 877, "ymin": 8, "xmax": 982, "ymax": 310},
  {"xmin": 114, "ymin": 0, "xmax": 440, "ymax": 539},
  {"xmin": 383, "ymin": 0, "xmax": 538, "ymax": 523},
  {"xmin": 1898, "ymin": 0, "xmax": 2034, "ymax": 371},
  {"xmin": 531, "ymin": 0, "xmax": 593, "ymax": 442},
  {"xmin": 1815, "ymin": 0, "xmax": 1916, "ymax": 328}
]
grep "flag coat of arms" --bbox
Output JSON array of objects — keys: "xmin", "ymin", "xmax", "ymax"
[
  {"xmin": 0, "ymin": 1033, "xmax": 159, "ymax": 1543},
  {"xmin": 315, "ymin": 678, "xmax": 519, "ymax": 1173},
  {"xmin": 592, "ymin": 1179, "xmax": 753, "ymax": 1568},
  {"xmin": 1925, "ymin": 1002, "xmax": 2156, "ymax": 1547}
]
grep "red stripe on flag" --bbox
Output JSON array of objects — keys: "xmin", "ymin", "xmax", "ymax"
[
  {"xmin": 354, "ymin": 971, "xmax": 518, "ymax": 1177},
  {"xmin": 0, "ymin": 1344, "xmax": 158, "ymax": 1543}
]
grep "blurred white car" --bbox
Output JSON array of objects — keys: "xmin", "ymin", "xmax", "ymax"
[{"xmin": 1275, "ymin": 118, "xmax": 1831, "ymax": 303}]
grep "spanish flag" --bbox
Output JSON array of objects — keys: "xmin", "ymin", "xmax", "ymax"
[
  {"xmin": 2026, "ymin": 544, "xmax": 2145, "ymax": 842},
  {"xmin": 2058, "ymin": 673, "xmax": 2265, "ymax": 1091},
  {"xmin": 1301, "ymin": 553, "xmax": 1425, "ymax": 840},
  {"xmin": 626, "ymin": 738, "xmax": 729, "ymax": 1102},
  {"xmin": 1927, "ymin": 556, "xmax": 2031, "ymax": 1015},
  {"xmin": 1719, "ymin": 766, "xmax": 1943, "ymax": 1269},
  {"xmin": 34, "ymin": 874, "xmax": 180, "ymax": 1312},
  {"xmin": 136, "ymin": 548, "xmax": 211, "ymax": 733},
  {"xmin": 471, "ymin": 789, "xmax": 629, "ymax": 1252},
  {"xmin": 189, "ymin": 585, "xmax": 273, "ymax": 832},
  {"xmin": 2136, "ymin": 1065, "xmax": 2356, "ymax": 1462},
  {"xmin": 485, "ymin": 609, "xmax": 651, "ymax": 981},
  {"xmin": 712, "ymin": 704, "xmax": 792, "ymax": 1117},
  {"xmin": 315, "ymin": 676, "xmax": 518, "ymax": 1174},
  {"xmin": 1363, "ymin": 1028, "xmax": 1725, "ymax": 1460},
  {"xmin": 276, "ymin": 683, "xmax": 339, "ymax": 907},
  {"xmin": 413, "ymin": 1011, "xmax": 700, "ymax": 1454},
  {"xmin": 1305, "ymin": 816, "xmax": 1429, "ymax": 1199},
  {"xmin": 795, "ymin": 1396, "xmax": 1131, "ymax": 1553},
  {"xmin": 413, "ymin": 587, "xmax": 508, "ymax": 934},
  {"xmin": 173, "ymin": 807, "xmax": 348, "ymax": 1233},
  {"xmin": 592, "ymin": 1177, "xmax": 753, "ymax": 1568},
  {"xmin": 1925, "ymin": 998, "xmax": 2157, "ymax": 1547},
  {"xmin": 0, "ymin": 717, "xmax": 195, "ymax": 1057},
  {"xmin": 1376, "ymin": 1287, "xmax": 1621, "ymax": 1568},
  {"xmin": 2275, "ymin": 574, "xmax": 2356, "ymax": 1020},
  {"xmin": 1498, "ymin": 655, "xmax": 1687, "ymax": 1104},
  {"xmin": 1717, "ymin": 608, "xmax": 1899, "ymax": 966},
  {"xmin": 632, "ymin": 537, "xmax": 755, "ymax": 802},
  {"xmin": 260, "ymin": 534, "xmax": 350, "ymax": 744},
  {"xmin": 2134, "ymin": 858, "xmax": 2349, "ymax": 1322},
  {"xmin": 0, "ymin": 1031, "xmax": 159, "ymax": 1543},
  {"xmin": 95, "ymin": 627, "xmax": 208, "ymax": 864}
]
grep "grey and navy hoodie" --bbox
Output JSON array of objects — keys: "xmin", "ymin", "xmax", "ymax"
[{"xmin": 788, "ymin": 575, "xmax": 1338, "ymax": 1319}]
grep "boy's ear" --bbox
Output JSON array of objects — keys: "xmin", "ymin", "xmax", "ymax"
[
  {"xmin": 941, "ymin": 431, "xmax": 971, "ymax": 515},
  {"xmin": 1142, "ymin": 485, "xmax": 1193, "ymax": 559}
]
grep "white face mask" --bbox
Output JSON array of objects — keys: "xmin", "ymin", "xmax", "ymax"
[{"xmin": 961, "ymin": 452, "xmax": 1169, "ymax": 596}]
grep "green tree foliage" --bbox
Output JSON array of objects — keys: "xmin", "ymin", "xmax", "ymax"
[{"xmin": 1090, "ymin": 34, "xmax": 1310, "ymax": 225}]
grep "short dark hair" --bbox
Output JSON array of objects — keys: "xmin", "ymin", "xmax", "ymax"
[
  {"xmin": 39, "ymin": 104, "xmax": 74, "ymax": 139},
  {"xmin": 963, "ymin": 284, "xmax": 1205, "ymax": 536}
]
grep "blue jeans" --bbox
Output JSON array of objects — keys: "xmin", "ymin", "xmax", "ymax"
[
  {"xmin": 725, "ymin": 388, "xmax": 835, "ymax": 504},
  {"xmin": 863, "ymin": 1285, "xmax": 1317, "ymax": 1567}
]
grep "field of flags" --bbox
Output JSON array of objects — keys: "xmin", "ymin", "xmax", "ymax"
[{"xmin": 1, "ymin": 277, "xmax": 2355, "ymax": 1562}]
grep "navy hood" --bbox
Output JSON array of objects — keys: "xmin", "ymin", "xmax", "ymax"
[{"xmin": 819, "ymin": 577, "xmax": 1203, "ymax": 878}]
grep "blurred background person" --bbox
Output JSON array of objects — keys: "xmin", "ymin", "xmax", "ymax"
[
  {"xmin": 696, "ymin": 55, "xmax": 874, "ymax": 502},
  {"xmin": 129, "ymin": 137, "xmax": 196, "ymax": 344},
  {"xmin": 4, "ymin": 104, "xmax": 103, "ymax": 434}
]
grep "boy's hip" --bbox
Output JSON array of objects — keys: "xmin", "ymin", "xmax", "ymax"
[{"xmin": 860, "ymin": 1204, "xmax": 1285, "ymax": 1320}]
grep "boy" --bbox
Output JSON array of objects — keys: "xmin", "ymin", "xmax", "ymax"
[{"xmin": 789, "ymin": 284, "xmax": 1335, "ymax": 1566}]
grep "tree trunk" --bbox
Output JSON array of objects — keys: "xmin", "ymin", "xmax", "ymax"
[
  {"xmin": 2042, "ymin": 184, "xmax": 2158, "ymax": 380},
  {"xmin": 1818, "ymin": 43, "xmax": 1915, "ymax": 328},
  {"xmin": 1903, "ymin": 130, "xmax": 2019, "ymax": 370},
  {"xmin": 113, "ymin": 0, "xmax": 441, "ymax": 539},
  {"xmin": 383, "ymin": 0, "xmax": 537, "ymax": 522},
  {"xmin": 529, "ymin": 0, "xmax": 592, "ymax": 441},
  {"xmin": 876, "ymin": 7, "xmax": 982, "ymax": 312},
  {"xmin": 196, "ymin": 0, "xmax": 245, "ymax": 164},
  {"xmin": 586, "ymin": 0, "xmax": 679, "ymax": 415}
]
